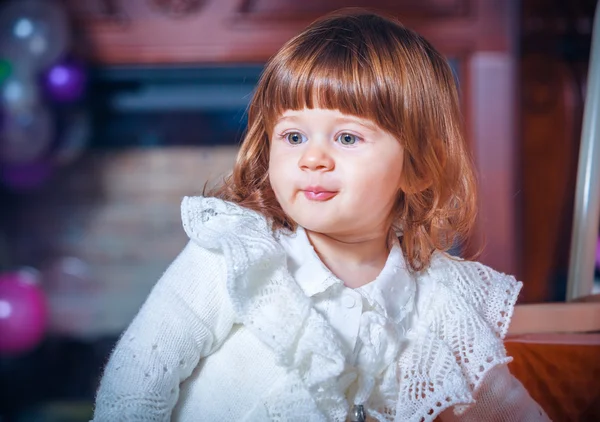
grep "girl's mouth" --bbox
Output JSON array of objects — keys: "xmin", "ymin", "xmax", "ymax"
[{"xmin": 302, "ymin": 187, "xmax": 338, "ymax": 201}]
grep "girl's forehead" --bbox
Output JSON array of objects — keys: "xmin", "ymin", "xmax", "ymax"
[{"xmin": 274, "ymin": 107, "xmax": 379, "ymax": 127}]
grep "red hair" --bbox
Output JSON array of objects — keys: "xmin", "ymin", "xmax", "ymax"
[{"xmin": 210, "ymin": 9, "xmax": 478, "ymax": 272}]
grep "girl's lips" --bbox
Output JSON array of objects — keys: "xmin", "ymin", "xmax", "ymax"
[{"xmin": 303, "ymin": 190, "xmax": 337, "ymax": 201}]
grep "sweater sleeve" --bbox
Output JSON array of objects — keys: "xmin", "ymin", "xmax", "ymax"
[
  {"xmin": 92, "ymin": 240, "xmax": 236, "ymax": 422},
  {"xmin": 439, "ymin": 364, "xmax": 552, "ymax": 422}
]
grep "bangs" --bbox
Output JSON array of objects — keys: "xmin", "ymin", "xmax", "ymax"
[{"xmin": 257, "ymin": 18, "xmax": 404, "ymax": 135}]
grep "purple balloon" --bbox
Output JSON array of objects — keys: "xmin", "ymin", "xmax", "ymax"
[
  {"xmin": 42, "ymin": 59, "xmax": 86, "ymax": 103},
  {"xmin": 0, "ymin": 271, "xmax": 47, "ymax": 355},
  {"xmin": 0, "ymin": 159, "xmax": 53, "ymax": 190},
  {"xmin": 0, "ymin": 104, "xmax": 54, "ymax": 164}
]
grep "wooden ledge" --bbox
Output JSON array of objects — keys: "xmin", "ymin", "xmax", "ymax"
[{"xmin": 508, "ymin": 299, "xmax": 600, "ymax": 335}]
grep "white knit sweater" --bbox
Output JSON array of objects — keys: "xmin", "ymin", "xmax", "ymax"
[{"xmin": 92, "ymin": 196, "xmax": 550, "ymax": 422}]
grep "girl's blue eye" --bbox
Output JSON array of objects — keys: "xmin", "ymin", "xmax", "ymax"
[
  {"xmin": 285, "ymin": 132, "xmax": 306, "ymax": 145},
  {"xmin": 337, "ymin": 133, "xmax": 358, "ymax": 145}
]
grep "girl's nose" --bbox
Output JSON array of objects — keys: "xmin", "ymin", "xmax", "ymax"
[{"xmin": 298, "ymin": 142, "xmax": 335, "ymax": 171}]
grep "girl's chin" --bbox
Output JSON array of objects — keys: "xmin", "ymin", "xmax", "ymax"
[
  {"xmin": 293, "ymin": 218, "xmax": 345, "ymax": 234},
  {"xmin": 282, "ymin": 202, "xmax": 347, "ymax": 232}
]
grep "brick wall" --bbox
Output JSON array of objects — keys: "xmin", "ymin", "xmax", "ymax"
[{"xmin": 13, "ymin": 147, "xmax": 238, "ymax": 337}]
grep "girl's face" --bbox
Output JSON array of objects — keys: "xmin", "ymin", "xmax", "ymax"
[{"xmin": 269, "ymin": 108, "xmax": 404, "ymax": 240}]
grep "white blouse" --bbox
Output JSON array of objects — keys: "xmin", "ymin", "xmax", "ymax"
[{"xmin": 279, "ymin": 227, "xmax": 413, "ymax": 362}]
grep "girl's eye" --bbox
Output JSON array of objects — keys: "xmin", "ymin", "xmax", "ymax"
[
  {"xmin": 337, "ymin": 133, "xmax": 358, "ymax": 145},
  {"xmin": 285, "ymin": 132, "xmax": 306, "ymax": 145}
]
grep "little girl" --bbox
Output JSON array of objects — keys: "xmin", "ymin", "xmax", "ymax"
[{"xmin": 93, "ymin": 9, "xmax": 550, "ymax": 422}]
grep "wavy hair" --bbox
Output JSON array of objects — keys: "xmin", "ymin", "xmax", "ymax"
[{"xmin": 209, "ymin": 8, "xmax": 478, "ymax": 272}]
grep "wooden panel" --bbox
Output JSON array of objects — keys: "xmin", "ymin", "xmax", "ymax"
[
  {"xmin": 64, "ymin": 0, "xmax": 294, "ymax": 64},
  {"xmin": 518, "ymin": 0, "xmax": 595, "ymax": 302},
  {"xmin": 509, "ymin": 299, "xmax": 600, "ymax": 335},
  {"xmin": 468, "ymin": 52, "xmax": 518, "ymax": 276},
  {"xmin": 506, "ymin": 337, "xmax": 600, "ymax": 422},
  {"xmin": 64, "ymin": 0, "xmax": 508, "ymax": 64},
  {"xmin": 520, "ymin": 56, "xmax": 580, "ymax": 302},
  {"xmin": 236, "ymin": 0, "xmax": 471, "ymax": 19}
]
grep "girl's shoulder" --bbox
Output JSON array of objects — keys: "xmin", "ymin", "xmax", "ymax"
[
  {"xmin": 180, "ymin": 195, "xmax": 281, "ymax": 254},
  {"xmin": 423, "ymin": 252, "xmax": 522, "ymax": 340},
  {"xmin": 181, "ymin": 195, "xmax": 272, "ymax": 244},
  {"xmin": 179, "ymin": 195, "xmax": 282, "ymax": 276},
  {"xmin": 394, "ymin": 253, "xmax": 521, "ymax": 419}
]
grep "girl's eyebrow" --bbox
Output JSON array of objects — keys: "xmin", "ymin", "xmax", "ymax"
[
  {"xmin": 332, "ymin": 116, "xmax": 379, "ymax": 132},
  {"xmin": 274, "ymin": 115, "xmax": 298, "ymax": 125},
  {"xmin": 275, "ymin": 114, "xmax": 379, "ymax": 132}
]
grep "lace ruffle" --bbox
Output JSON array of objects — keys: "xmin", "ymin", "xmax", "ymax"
[
  {"xmin": 181, "ymin": 196, "xmax": 349, "ymax": 421},
  {"xmin": 391, "ymin": 253, "xmax": 522, "ymax": 422},
  {"xmin": 353, "ymin": 311, "xmax": 404, "ymax": 406}
]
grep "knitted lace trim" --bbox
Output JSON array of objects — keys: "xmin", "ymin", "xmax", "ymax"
[{"xmin": 390, "ymin": 255, "xmax": 521, "ymax": 422}]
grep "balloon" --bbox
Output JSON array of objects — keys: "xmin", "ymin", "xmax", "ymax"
[
  {"xmin": 0, "ymin": 104, "xmax": 54, "ymax": 164},
  {"xmin": 1, "ymin": 70, "xmax": 40, "ymax": 112},
  {"xmin": 0, "ymin": 0, "xmax": 70, "ymax": 72},
  {"xmin": 0, "ymin": 271, "xmax": 48, "ymax": 355},
  {"xmin": 53, "ymin": 110, "xmax": 90, "ymax": 165},
  {"xmin": 41, "ymin": 58, "xmax": 87, "ymax": 103},
  {"xmin": 0, "ymin": 158, "xmax": 53, "ymax": 190}
]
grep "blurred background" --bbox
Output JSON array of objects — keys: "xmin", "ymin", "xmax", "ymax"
[{"xmin": 0, "ymin": 0, "xmax": 597, "ymax": 420}]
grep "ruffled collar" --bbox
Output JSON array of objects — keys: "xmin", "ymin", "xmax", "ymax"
[{"xmin": 278, "ymin": 226, "xmax": 416, "ymax": 325}]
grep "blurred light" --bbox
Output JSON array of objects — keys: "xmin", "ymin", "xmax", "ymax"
[
  {"xmin": 3, "ymin": 80, "xmax": 22, "ymax": 102},
  {"xmin": 49, "ymin": 65, "xmax": 69, "ymax": 86},
  {"xmin": 30, "ymin": 35, "xmax": 46, "ymax": 54},
  {"xmin": 61, "ymin": 256, "xmax": 89, "ymax": 278},
  {"xmin": 14, "ymin": 18, "xmax": 34, "ymax": 39},
  {"xmin": 0, "ymin": 299, "xmax": 12, "ymax": 319}
]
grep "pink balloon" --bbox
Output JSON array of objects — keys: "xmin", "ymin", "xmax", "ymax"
[{"xmin": 0, "ymin": 271, "xmax": 47, "ymax": 355}]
